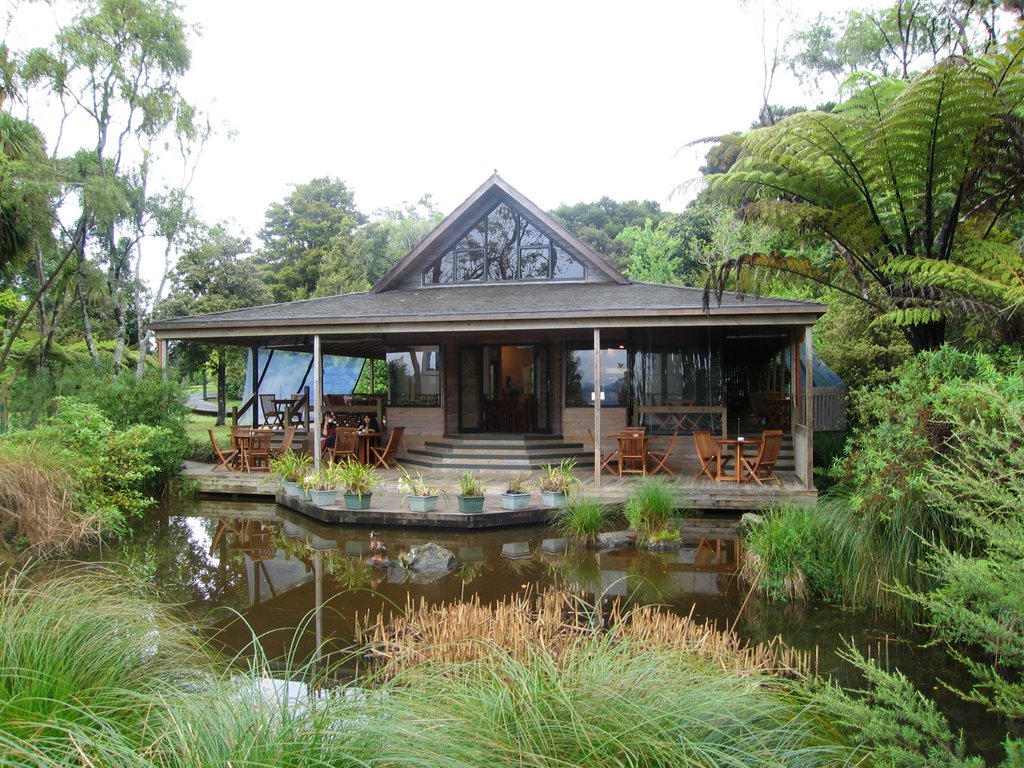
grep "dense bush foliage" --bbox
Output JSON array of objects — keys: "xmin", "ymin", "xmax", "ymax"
[{"xmin": 0, "ymin": 397, "xmax": 170, "ymax": 549}]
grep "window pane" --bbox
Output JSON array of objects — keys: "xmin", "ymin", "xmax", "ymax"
[
  {"xmin": 521, "ymin": 222, "xmax": 549, "ymax": 246},
  {"xmin": 387, "ymin": 346, "xmax": 441, "ymax": 407},
  {"xmin": 457, "ymin": 249, "xmax": 484, "ymax": 281},
  {"xmin": 486, "ymin": 203, "xmax": 519, "ymax": 280},
  {"xmin": 423, "ymin": 251, "xmax": 454, "ymax": 284},
  {"xmin": 552, "ymin": 246, "xmax": 585, "ymax": 279},
  {"xmin": 519, "ymin": 247, "xmax": 549, "ymax": 279},
  {"xmin": 565, "ymin": 347, "xmax": 627, "ymax": 407}
]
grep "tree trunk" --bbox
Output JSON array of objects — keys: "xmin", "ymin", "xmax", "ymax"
[
  {"xmin": 216, "ymin": 351, "xmax": 227, "ymax": 426},
  {"xmin": 76, "ymin": 235, "xmax": 99, "ymax": 364}
]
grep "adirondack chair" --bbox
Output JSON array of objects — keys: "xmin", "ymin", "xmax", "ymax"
[{"xmin": 740, "ymin": 429, "xmax": 783, "ymax": 486}]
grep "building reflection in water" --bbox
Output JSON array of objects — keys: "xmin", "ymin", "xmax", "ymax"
[{"xmin": 188, "ymin": 498, "xmax": 745, "ymax": 668}]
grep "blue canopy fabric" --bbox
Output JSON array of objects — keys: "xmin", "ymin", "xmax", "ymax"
[{"xmin": 243, "ymin": 349, "xmax": 366, "ymax": 422}]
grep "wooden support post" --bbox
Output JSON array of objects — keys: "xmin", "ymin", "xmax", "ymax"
[
  {"xmin": 593, "ymin": 328, "xmax": 601, "ymax": 487},
  {"xmin": 313, "ymin": 334, "xmax": 323, "ymax": 470}
]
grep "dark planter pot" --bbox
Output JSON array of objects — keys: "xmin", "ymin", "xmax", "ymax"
[
  {"xmin": 457, "ymin": 495, "xmax": 485, "ymax": 513},
  {"xmin": 343, "ymin": 492, "xmax": 372, "ymax": 510}
]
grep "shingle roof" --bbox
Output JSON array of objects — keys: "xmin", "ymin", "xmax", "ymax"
[{"xmin": 150, "ymin": 280, "xmax": 825, "ymax": 339}]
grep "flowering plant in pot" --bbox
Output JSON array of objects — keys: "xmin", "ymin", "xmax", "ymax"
[
  {"xmin": 336, "ymin": 458, "xmax": 379, "ymax": 510},
  {"xmin": 500, "ymin": 471, "xmax": 532, "ymax": 511},
  {"xmin": 456, "ymin": 470, "xmax": 486, "ymax": 513},
  {"xmin": 537, "ymin": 458, "xmax": 580, "ymax": 508},
  {"xmin": 398, "ymin": 468, "xmax": 445, "ymax": 512},
  {"xmin": 269, "ymin": 450, "xmax": 313, "ymax": 498}
]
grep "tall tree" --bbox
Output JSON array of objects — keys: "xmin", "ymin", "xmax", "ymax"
[
  {"xmin": 704, "ymin": 45, "xmax": 1024, "ymax": 352},
  {"xmin": 253, "ymin": 177, "xmax": 366, "ymax": 302},
  {"xmin": 786, "ymin": 0, "xmax": 1015, "ymax": 91},
  {"xmin": 550, "ymin": 197, "xmax": 664, "ymax": 267},
  {"xmin": 20, "ymin": 0, "xmax": 195, "ymax": 372}
]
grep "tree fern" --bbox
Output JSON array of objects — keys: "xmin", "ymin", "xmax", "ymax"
[{"xmin": 705, "ymin": 42, "xmax": 1024, "ymax": 350}]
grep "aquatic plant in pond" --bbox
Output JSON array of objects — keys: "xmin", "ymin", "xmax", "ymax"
[
  {"xmin": 623, "ymin": 477, "xmax": 677, "ymax": 540},
  {"xmin": 550, "ymin": 494, "xmax": 611, "ymax": 544}
]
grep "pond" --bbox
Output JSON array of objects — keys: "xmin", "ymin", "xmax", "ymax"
[{"xmin": 99, "ymin": 495, "xmax": 1008, "ymax": 762}]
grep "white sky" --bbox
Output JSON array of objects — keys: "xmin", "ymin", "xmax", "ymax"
[
  {"xmin": 174, "ymin": 0, "xmax": 858, "ymax": 238},
  {"xmin": 10, "ymin": 0, "xmax": 874, "ymax": 272}
]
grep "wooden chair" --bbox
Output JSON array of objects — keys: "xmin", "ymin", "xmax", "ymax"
[
  {"xmin": 693, "ymin": 430, "xmax": 726, "ymax": 480},
  {"xmin": 646, "ymin": 429, "xmax": 679, "ymax": 476},
  {"xmin": 327, "ymin": 429, "xmax": 358, "ymax": 464},
  {"xmin": 270, "ymin": 426, "xmax": 297, "ymax": 458},
  {"xmin": 740, "ymin": 429, "xmax": 783, "ymax": 486},
  {"xmin": 371, "ymin": 425, "xmax": 405, "ymax": 468},
  {"xmin": 259, "ymin": 393, "xmax": 284, "ymax": 427},
  {"xmin": 245, "ymin": 429, "xmax": 273, "ymax": 471},
  {"xmin": 586, "ymin": 429, "xmax": 618, "ymax": 474},
  {"xmin": 617, "ymin": 430, "xmax": 647, "ymax": 476},
  {"xmin": 209, "ymin": 429, "xmax": 238, "ymax": 472}
]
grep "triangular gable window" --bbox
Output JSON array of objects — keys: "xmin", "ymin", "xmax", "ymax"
[{"xmin": 422, "ymin": 202, "xmax": 586, "ymax": 285}]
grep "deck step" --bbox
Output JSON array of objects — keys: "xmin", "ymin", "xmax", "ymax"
[{"xmin": 397, "ymin": 432, "xmax": 795, "ymax": 473}]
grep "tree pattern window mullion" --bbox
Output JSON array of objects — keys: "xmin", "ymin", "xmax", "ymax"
[{"xmin": 423, "ymin": 201, "xmax": 585, "ymax": 285}]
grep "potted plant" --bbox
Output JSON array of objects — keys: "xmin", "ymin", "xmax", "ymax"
[
  {"xmin": 398, "ymin": 467, "xmax": 444, "ymax": 513},
  {"xmin": 302, "ymin": 462, "xmax": 344, "ymax": 506},
  {"xmin": 269, "ymin": 450, "xmax": 312, "ymax": 498},
  {"xmin": 336, "ymin": 458, "xmax": 379, "ymax": 510},
  {"xmin": 456, "ymin": 470, "xmax": 486, "ymax": 513},
  {"xmin": 500, "ymin": 471, "xmax": 532, "ymax": 511},
  {"xmin": 537, "ymin": 458, "xmax": 580, "ymax": 508}
]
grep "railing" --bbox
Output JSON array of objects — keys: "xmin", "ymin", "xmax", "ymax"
[
  {"xmin": 323, "ymin": 394, "xmax": 384, "ymax": 428},
  {"xmin": 635, "ymin": 405, "xmax": 728, "ymax": 436},
  {"xmin": 813, "ymin": 387, "xmax": 847, "ymax": 431}
]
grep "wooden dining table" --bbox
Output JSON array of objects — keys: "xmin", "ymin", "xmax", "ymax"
[
  {"xmin": 354, "ymin": 430, "xmax": 380, "ymax": 465},
  {"xmin": 716, "ymin": 437, "xmax": 758, "ymax": 482}
]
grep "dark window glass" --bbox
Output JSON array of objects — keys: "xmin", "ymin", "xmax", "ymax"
[
  {"xmin": 565, "ymin": 347, "xmax": 627, "ymax": 407},
  {"xmin": 422, "ymin": 203, "xmax": 587, "ymax": 284},
  {"xmin": 457, "ymin": 249, "xmax": 484, "ymax": 281},
  {"xmin": 519, "ymin": 247, "xmax": 549, "ymax": 279},
  {"xmin": 386, "ymin": 346, "xmax": 441, "ymax": 407},
  {"xmin": 552, "ymin": 246, "xmax": 585, "ymax": 279}
]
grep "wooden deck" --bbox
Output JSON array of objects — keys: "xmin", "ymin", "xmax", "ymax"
[{"xmin": 182, "ymin": 459, "xmax": 815, "ymax": 529}]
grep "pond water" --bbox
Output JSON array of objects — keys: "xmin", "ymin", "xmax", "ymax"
[{"xmin": 99, "ymin": 495, "xmax": 1009, "ymax": 762}]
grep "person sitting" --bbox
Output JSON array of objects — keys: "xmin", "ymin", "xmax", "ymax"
[
  {"xmin": 321, "ymin": 416, "xmax": 338, "ymax": 451},
  {"xmin": 357, "ymin": 413, "xmax": 380, "ymax": 434}
]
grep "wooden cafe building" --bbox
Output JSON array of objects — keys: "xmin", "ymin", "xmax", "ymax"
[{"xmin": 150, "ymin": 175, "xmax": 830, "ymax": 505}]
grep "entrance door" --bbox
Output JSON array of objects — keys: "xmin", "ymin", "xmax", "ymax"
[
  {"xmin": 533, "ymin": 345, "xmax": 550, "ymax": 433},
  {"xmin": 457, "ymin": 344, "xmax": 545, "ymax": 433},
  {"xmin": 458, "ymin": 346, "xmax": 483, "ymax": 432}
]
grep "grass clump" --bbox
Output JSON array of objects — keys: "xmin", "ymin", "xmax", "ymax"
[
  {"xmin": 550, "ymin": 494, "xmax": 610, "ymax": 544},
  {"xmin": 623, "ymin": 477, "xmax": 677, "ymax": 541}
]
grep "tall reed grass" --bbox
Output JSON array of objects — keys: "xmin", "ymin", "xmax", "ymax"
[{"xmin": 0, "ymin": 444, "xmax": 100, "ymax": 555}]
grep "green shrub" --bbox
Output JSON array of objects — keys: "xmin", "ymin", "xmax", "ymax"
[{"xmin": 1, "ymin": 398, "xmax": 166, "ymax": 545}]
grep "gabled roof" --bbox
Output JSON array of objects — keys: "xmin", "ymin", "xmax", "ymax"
[{"xmin": 372, "ymin": 173, "xmax": 628, "ymax": 292}]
